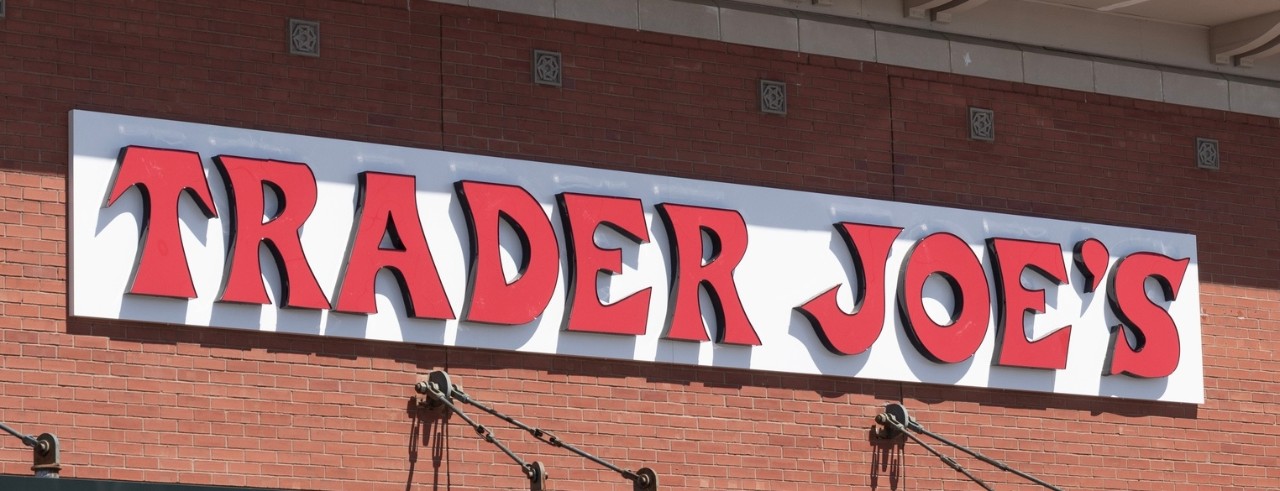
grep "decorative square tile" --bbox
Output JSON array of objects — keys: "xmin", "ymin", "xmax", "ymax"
[
  {"xmin": 289, "ymin": 19, "xmax": 320, "ymax": 57},
  {"xmin": 1196, "ymin": 138, "xmax": 1219, "ymax": 170},
  {"xmin": 760, "ymin": 80, "xmax": 787, "ymax": 115},
  {"xmin": 533, "ymin": 50, "xmax": 562, "ymax": 87},
  {"xmin": 969, "ymin": 107, "xmax": 994, "ymax": 142}
]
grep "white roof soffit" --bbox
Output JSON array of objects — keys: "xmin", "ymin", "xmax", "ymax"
[
  {"xmin": 907, "ymin": 0, "xmax": 1280, "ymax": 69},
  {"xmin": 757, "ymin": 0, "xmax": 1280, "ymax": 78},
  {"xmin": 443, "ymin": 0, "xmax": 1280, "ymax": 118}
]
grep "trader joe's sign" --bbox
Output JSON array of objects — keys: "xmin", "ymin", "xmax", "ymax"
[{"xmin": 70, "ymin": 111, "xmax": 1204, "ymax": 403}]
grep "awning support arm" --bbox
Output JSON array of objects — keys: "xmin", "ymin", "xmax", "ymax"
[
  {"xmin": 416, "ymin": 372, "xmax": 548, "ymax": 491},
  {"xmin": 875, "ymin": 409, "xmax": 994, "ymax": 490},
  {"xmin": 417, "ymin": 371, "xmax": 658, "ymax": 491},
  {"xmin": 875, "ymin": 403, "xmax": 1061, "ymax": 491}
]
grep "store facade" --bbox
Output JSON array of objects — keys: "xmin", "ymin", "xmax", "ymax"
[{"xmin": 2, "ymin": 0, "xmax": 1278, "ymax": 489}]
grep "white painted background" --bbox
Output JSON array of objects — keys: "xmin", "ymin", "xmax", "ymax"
[{"xmin": 70, "ymin": 111, "xmax": 1204, "ymax": 403}]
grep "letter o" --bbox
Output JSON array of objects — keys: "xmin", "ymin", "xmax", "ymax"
[{"xmin": 897, "ymin": 233, "xmax": 991, "ymax": 364}]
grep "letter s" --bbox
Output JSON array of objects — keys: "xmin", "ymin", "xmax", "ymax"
[{"xmin": 1104, "ymin": 252, "xmax": 1190, "ymax": 378}]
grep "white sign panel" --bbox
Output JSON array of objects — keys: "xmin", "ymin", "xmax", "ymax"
[{"xmin": 70, "ymin": 111, "xmax": 1204, "ymax": 403}]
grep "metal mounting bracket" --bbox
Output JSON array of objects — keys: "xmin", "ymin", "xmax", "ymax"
[
  {"xmin": 633, "ymin": 467, "xmax": 659, "ymax": 491},
  {"xmin": 528, "ymin": 461, "xmax": 548, "ymax": 491},
  {"xmin": 32, "ymin": 433, "xmax": 60, "ymax": 478},
  {"xmin": 872, "ymin": 403, "xmax": 910, "ymax": 440},
  {"xmin": 415, "ymin": 370, "xmax": 453, "ymax": 410}
]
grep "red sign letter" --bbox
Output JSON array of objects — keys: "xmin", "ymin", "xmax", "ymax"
[
  {"xmin": 1073, "ymin": 238, "xmax": 1109, "ymax": 294},
  {"xmin": 1105, "ymin": 252, "xmax": 1189, "ymax": 378},
  {"xmin": 655, "ymin": 203, "xmax": 760, "ymax": 346},
  {"xmin": 988, "ymin": 238, "xmax": 1071, "ymax": 370},
  {"xmin": 557, "ymin": 193, "xmax": 652, "ymax": 335},
  {"xmin": 106, "ymin": 146, "xmax": 218, "ymax": 298},
  {"xmin": 796, "ymin": 223, "xmax": 901, "ymax": 355},
  {"xmin": 214, "ymin": 156, "xmax": 330, "ymax": 310},
  {"xmin": 334, "ymin": 172, "xmax": 454, "ymax": 319},
  {"xmin": 898, "ymin": 233, "xmax": 990, "ymax": 363},
  {"xmin": 456, "ymin": 181, "xmax": 559, "ymax": 325}
]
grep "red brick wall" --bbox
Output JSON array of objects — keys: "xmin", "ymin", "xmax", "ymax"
[{"xmin": 1, "ymin": 1, "xmax": 1277, "ymax": 489}]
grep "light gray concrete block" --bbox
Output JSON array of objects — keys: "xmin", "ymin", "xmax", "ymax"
[
  {"xmin": 874, "ymin": 28, "xmax": 949, "ymax": 72},
  {"xmin": 555, "ymin": 0, "xmax": 638, "ymax": 29},
  {"xmin": 1161, "ymin": 70, "xmax": 1229, "ymax": 111},
  {"xmin": 1022, "ymin": 49, "xmax": 1093, "ymax": 92},
  {"xmin": 949, "ymin": 40, "xmax": 1023, "ymax": 83},
  {"xmin": 638, "ymin": 0, "xmax": 720, "ymax": 40},
  {"xmin": 1228, "ymin": 79, "xmax": 1280, "ymax": 118},
  {"xmin": 798, "ymin": 17, "xmax": 875, "ymax": 61},
  {"xmin": 468, "ymin": 0, "xmax": 554, "ymax": 16},
  {"xmin": 721, "ymin": 6, "xmax": 799, "ymax": 51},
  {"xmin": 1094, "ymin": 60, "xmax": 1163, "ymax": 101}
]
